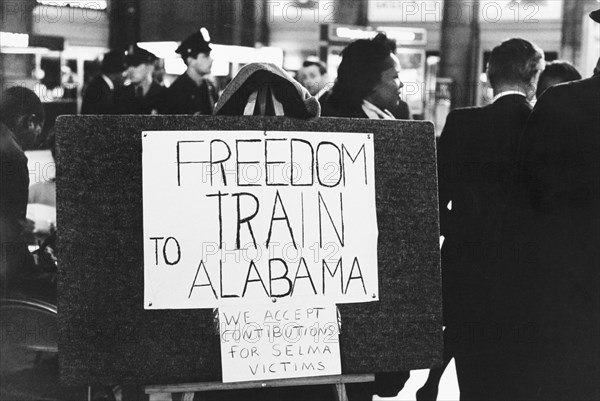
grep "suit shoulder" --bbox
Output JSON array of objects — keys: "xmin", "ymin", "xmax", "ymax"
[
  {"xmin": 447, "ymin": 106, "xmax": 484, "ymax": 119},
  {"xmin": 542, "ymin": 76, "xmax": 599, "ymax": 100},
  {"xmin": 88, "ymin": 75, "xmax": 104, "ymax": 85},
  {"xmin": 535, "ymin": 76, "xmax": 599, "ymax": 118},
  {"xmin": 167, "ymin": 74, "xmax": 191, "ymax": 90},
  {"xmin": 84, "ymin": 76, "xmax": 108, "ymax": 92},
  {"xmin": 444, "ymin": 106, "xmax": 485, "ymax": 127}
]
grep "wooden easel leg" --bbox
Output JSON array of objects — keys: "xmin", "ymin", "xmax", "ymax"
[
  {"xmin": 335, "ymin": 383, "xmax": 349, "ymax": 401},
  {"xmin": 166, "ymin": 393, "xmax": 195, "ymax": 401},
  {"xmin": 181, "ymin": 392, "xmax": 195, "ymax": 401},
  {"xmin": 148, "ymin": 393, "xmax": 173, "ymax": 401}
]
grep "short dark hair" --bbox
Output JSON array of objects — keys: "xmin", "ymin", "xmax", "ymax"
[
  {"xmin": 0, "ymin": 86, "xmax": 44, "ymax": 131},
  {"xmin": 329, "ymin": 33, "xmax": 397, "ymax": 105},
  {"xmin": 487, "ymin": 38, "xmax": 544, "ymax": 88},
  {"xmin": 536, "ymin": 60, "xmax": 582, "ymax": 98},
  {"xmin": 302, "ymin": 60, "xmax": 327, "ymax": 75}
]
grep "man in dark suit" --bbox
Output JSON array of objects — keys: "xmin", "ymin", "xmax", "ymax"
[
  {"xmin": 116, "ymin": 45, "xmax": 166, "ymax": 115},
  {"xmin": 81, "ymin": 50, "xmax": 125, "ymax": 114},
  {"xmin": 161, "ymin": 28, "xmax": 218, "ymax": 115},
  {"xmin": 437, "ymin": 38, "xmax": 544, "ymax": 400},
  {"xmin": 515, "ymin": 9, "xmax": 600, "ymax": 400}
]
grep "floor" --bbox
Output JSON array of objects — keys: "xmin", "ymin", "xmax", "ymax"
[{"xmin": 374, "ymin": 358, "xmax": 460, "ymax": 401}]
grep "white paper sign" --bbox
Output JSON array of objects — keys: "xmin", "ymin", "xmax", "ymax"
[
  {"xmin": 219, "ymin": 302, "xmax": 341, "ymax": 383},
  {"xmin": 143, "ymin": 130, "xmax": 378, "ymax": 309}
]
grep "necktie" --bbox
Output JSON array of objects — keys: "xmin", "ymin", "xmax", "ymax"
[{"xmin": 201, "ymin": 80, "xmax": 215, "ymax": 113}]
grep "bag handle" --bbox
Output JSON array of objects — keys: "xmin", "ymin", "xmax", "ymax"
[{"xmin": 243, "ymin": 86, "xmax": 285, "ymax": 116}]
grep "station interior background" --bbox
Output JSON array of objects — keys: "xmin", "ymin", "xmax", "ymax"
[{"xmin": 2, "ymin": 0, "xmax": 599, "ymax": 136}]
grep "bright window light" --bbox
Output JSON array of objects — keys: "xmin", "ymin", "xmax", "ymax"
[
  {"xmin": 0, "ymin": 32, "xmax": 29, "ymax": 47},
  {"xmin": 36, "ymin": 1, "xmax": 108, "ymax": 10}
]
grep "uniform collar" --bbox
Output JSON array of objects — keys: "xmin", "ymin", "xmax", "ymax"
[{"xmin": 101, "ymin": 74, "xmax": 114, "ymax": 90}]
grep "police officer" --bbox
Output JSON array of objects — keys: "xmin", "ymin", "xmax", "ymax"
[
  {"xmin": 116, "ymin": 45, "xmax": 166, "ymax": 115},
  {"xmin": 161, "ymin": 28, "xmax": 218, "ymax": 115}
]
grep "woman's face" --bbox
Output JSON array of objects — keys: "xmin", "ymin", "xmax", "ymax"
[{"xmin": 366, "ymin": 54, "xmax": 404, "ymax": 112}]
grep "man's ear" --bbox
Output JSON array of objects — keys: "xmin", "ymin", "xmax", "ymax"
[
  {"xmin": 27, "ymin": 114, "xmax": 43, "ymax": 137},
  {"xmin": 13, "ymin": 114, "xmax": 41, "ymax": 150},
  {"xmin": 25, "ymin": 114, "xmax": 38, "ymax": 131}
]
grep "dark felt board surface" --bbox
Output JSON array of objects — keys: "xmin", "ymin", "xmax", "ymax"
[{"xmin": 55, "ymin": 115, "xmax": 442, "ymax": 386}]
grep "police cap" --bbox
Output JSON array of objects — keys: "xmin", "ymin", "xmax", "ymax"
[
  {"xmin": 125, "ymin": 45, "xmax": 158, "ymax": 67},
  {"xmin": 101, "ymin": 50, "xmax": 125, "ymax": 74},
  {"xmin": 591, "ymin": 7, "xmax": 600, "ymax": 23},
  {"xmin": 175, "ymin": 28, "xmax": 212, "ymax": 59}
]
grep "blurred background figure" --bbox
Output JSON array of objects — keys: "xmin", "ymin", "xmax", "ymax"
[
  {"xmin": 162, "ymin": 28, "xmax": 218, "ymax": 115},
  {"xmin": 535, "ymin": 59, "xmax": 582, "ymax": 99},
  {"xmin": 0, "ymin": 87, "xmax": 45, "ymax": 294},
  {"xmin": 81, "ymin": 50, "xmax": 126, "ymax": 115},
  {"xmin": 319, "ymin": 33, "xmax": 404, "ymax": 120},
  {"xmin": 297, "ymin": 58, "xmax": 330, "ymax": 98},
  {"xmin": 117, "ymin": 45, "xmax": 165, "ymax": 115},
  {"xmin": 27, "ymin": 132, "xmax": 56, "ymax": 239}
]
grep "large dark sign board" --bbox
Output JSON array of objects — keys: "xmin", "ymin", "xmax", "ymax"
[{"xmin": 55, "ymin": 115, "xmax": 442, "ymax": 386}]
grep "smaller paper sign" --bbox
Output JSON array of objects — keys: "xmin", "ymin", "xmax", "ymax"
[{"xmin": 219, "ymin": 303, "xmax": 341, "ymax": 383}]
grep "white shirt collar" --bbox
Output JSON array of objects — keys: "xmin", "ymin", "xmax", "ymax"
[
  {"xmin": 361, "ymin": 100, "xmax": 395, "ymax": 120},
  {"xmin": 492, "ymin": 90, "xmax": 527, "ymax": 103},
  {"xmin": 101, "ymin": 74, "xmax": 115, "ymax": 90}
]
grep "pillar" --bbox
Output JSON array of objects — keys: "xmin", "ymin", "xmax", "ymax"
[
  {"xmin": 440, "ymin": 0, "xmax": 481, "ymax": 108},
  {"xmin": 335, "ymin": 0, "xmax": 368, "ymax": 25},
  {"xmin": 0, "ymin": 0, "xmax": 37, "ymax": 88},
  {"xmin": 109, "ymin": 0, "xmax": 140, "ymax": 50},
  {"xmin": 561, "ymin": 0, "xmax": 597, "ymax": 71}
]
